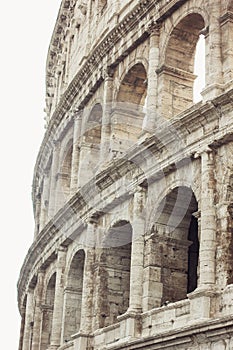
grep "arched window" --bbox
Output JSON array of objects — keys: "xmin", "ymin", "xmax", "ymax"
[
  {"xmin": 62, "ymin": 250, "xmax": 85, "ymax": 343},
  {"xmin": 148, "ymin": 187, "xmax": 199, "ymax": 307},
  {"xmin": 78, "ymin": 104, "xmax": 103, "ymax": 187},
  {"xmin": 158, "ymin": 14, "xmax": 205, "ymax": 118},
  {"xmin": 61, "ymin": 145, "xmax": 73, "ymax": 197},
  {"xmin": 41, "ymin": 273, "xmax": 56, "ymax": 350},
  {"xmin": 111, "ymin": 63, "xmax": 147, "ymax": 156},
  {"xmin": 98, "ymin": 221, "xmax": 132, "ymax": 327},
  {"xmin": 84, "ymin": 103, "xmax": 102, "ymax": 145}
]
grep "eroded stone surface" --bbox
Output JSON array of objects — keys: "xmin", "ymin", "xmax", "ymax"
[{"xmin": 18, "ymin": 0, "xmax": 233, "ymax": 349}]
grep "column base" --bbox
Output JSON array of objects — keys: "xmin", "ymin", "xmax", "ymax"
[
  {"xmin": 201, "ymin": 83, "xmax": 224, "ymax": 102},
  {"xmin": 117, "ymin": 310, "xmax": 142, "ymax": 340},
  {"xmin": 220, "ymin": 284, "xmax": 233, "ymax": 316},
  {"xmin": 72, "ymin": 332, "xmax": 93, "ymax": 350},
  {"xmin": 188, "ymin": 285, "xmax": 218, "ymax": 322}
]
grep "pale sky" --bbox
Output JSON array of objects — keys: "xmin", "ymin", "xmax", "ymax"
[
  {"xmin": 0, "ymin": 2, "xmax": 205, "ymax": 349},
  {"xmin": 1, "ymin": 1, "xmax": 61, "ymax": 348}
]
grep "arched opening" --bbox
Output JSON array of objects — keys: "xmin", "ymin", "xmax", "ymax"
[
  {"xmin": 62, "ymin": 250, "xmax": 85, "ymax": 343},
  {"xmin": 62, "ymin": 250, "xmax": 85, "ymax": 342},
  {"xmin": 159, "ymin": 13, "xmax": 205, "ymax": 118},
  {"xmin": 111, "ymin": 63, "xmax": 147, "ymax": 156},
  {"xmin": 98, "ymin": 221, "xmax": 132, "ymax": 327},
  {"xmin": 41, "ymin": 273, "xmax": 56, "ymax": 350},
  {"xmin": 149, "ymin": 187, "xmax": 198, "ymax": 306},
  {"xmin": 78, "ymin": 104, "xmax": 103, "ymax": 187},
  {"xmin": 61, "ymin": 145, "xmax": 73, "ymax": 197},
  {"xmin": 193, "ymin": 34, "xmax": 205, "ymax": 102},
  {"xmin": 84, "ymin": 103, "xmax": 102, "ymax": 145},
  {"xmin": 55, "ymin": 144, "xmax": 73, "ymax": 210}
]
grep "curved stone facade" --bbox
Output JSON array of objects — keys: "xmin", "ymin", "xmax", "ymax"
[{"xmin": 18, "ymin": 1, "xmax": 233, "ymax": 349}]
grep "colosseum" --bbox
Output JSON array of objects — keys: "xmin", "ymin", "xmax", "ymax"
[{"xmin": 18, "ymin": 0, "xmax": 233, "ymax": 349}]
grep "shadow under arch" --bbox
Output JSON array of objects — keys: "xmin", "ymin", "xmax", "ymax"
[
  {"xmin": 149, "ymin": 186, "xmax": 199, "ymax": 305},
  {"xmin": 158, "ymin": 13, "xmax": 205, "ymax": 118},
  {"xmin": 41, "ymin": 272, "xmax": 56, "ymax": 350},
  {"xmin": 96, "ymin": 220, "xmax": 132, "ymax": 328},
  {"xmin": 62, "ymin": 249, "xmax": 85, "ymax": 343},
  {"xmin": 111, "ymin": 63, "xmax": 147, "ymax": 157}
]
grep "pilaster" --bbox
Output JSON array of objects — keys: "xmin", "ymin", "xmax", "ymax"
[
  {"xmin": 31, "ymin": 270, "xmax": 45, "ymax": 350},
  {"xmin": 100, "ymin": 68, "xmax": 114, "ymax": 164},
  {"xmin": 40, "ymin": 170, "xmax": 50, "ymax": 228},
  {"xmin": 188, "ymin": 149, "xmax": 217, "ymax": 321},
  {"xmin": 202, "ymin": 2, "xmax": 224, "ymax": 101},
  {"xmin": 199, "ymin": 149, "xmax": 217, "ymax": 286},
  {"xmin": 34, "ymin": 194, "xmax": 41, "ymax": 237},
  {"xmin": 73, "ymin": 221, "xmax": 96, "ymax": 350},
  {"xmin": 143, "ymin": 24, "xmax": 160, "ymax": 133},
  {"xmin": 128, "ymin": 185, "xmax": 146, "ymax": 312},
  {"xmin": 22, "ymin": 289, "xmax": 34, "ymax": 350},
  {"xmin": 49, "ymin": 247, "xmax": 67, "ymax": 349},
  {"xmin": 48, "ymin": 141, "xmax": 61, "ymax": 219},
  {"xmin": 70, "ymin": 110, "xmax": 82, "ymax": 194}
]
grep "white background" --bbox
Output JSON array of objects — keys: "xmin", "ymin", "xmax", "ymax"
[
  {"xmin": 0, "ymin": 2, "xmax": 204, "ymax": 349},
  {"xmin": 1, "ymin": 1, "xmax": 61, "ymax": 348}
]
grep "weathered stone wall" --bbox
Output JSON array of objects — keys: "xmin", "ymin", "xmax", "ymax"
[{"xmin": 18, "ymin": 0, "xmax": 233, "ymax": 349}]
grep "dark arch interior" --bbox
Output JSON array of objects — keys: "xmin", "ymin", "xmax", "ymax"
[
  {"xmin": 61, "ymin": 145, "xmax": 73, "ymax": 196},
  {"xmin": 155, "ymin": 186, "xmax": 199, "ymax": 303},
  {"xmin": 98, "ymin": 221, "xmax": 132, "ymax": 327},
  {"xmin": 117, "ymin": 63, "xmax": 147, "ymax": 106},
  {"xmin": 62, "ymin": 250, "xmax": 85, "ymax": 342},
  {"xmin": 166, "ymin": 14, "xmax": 205, "ymax": 73},
  {"xmin": 161, "ymin": 13, "xmax": 205, "ymax": 117},
  {"xmin": 41, "ymin": 273, "xmax": 56, "ymax": 350},
  {"xmin": 85, "ymin": 103, "xmax": 103, "ymax": 144}
]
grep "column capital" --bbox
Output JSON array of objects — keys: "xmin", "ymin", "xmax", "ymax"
[
  {"xmin": 103, "ymin": 65, "xmax": 114, "ymax": 80},
  {"xmin": 146, "ymin": 21, "xmax": 161, "ymax": 36},
  {"xmin": 52, "ymin": 139, "xmax": 61, "ymax": 148},
  {"xmin": 55, "ymin": 246, "xmax": 67, "ymax": 255}
]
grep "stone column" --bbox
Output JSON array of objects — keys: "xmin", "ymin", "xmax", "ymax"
[
  {"xmin": 100, "ymin": 68, "xmax": 114, "ymax": 164},
  {"xmin": 22, "ymin": 289, "xmax": 34, "ymax": 350},
  {"xmin": 34, "ymin": 194, "xmax": 41, "ymax": 238},
  {"xmin": 189, "ymin": 150, "xmax": 217, "ymax": 321},
  {"xmin": 129, "ymin": 186, "xmax": 146, "ymax": 312},
  {"xmin": 143, "ymin": 24, "xmax": 160, "ymax": 133},
  {"xmin": 40, "ymin": 170, "xmax": 50, "ymax": 228},
  {"xmin": 203, "ymin": 2, "xmax": 223, "ymax": 100},
  {"xmin": 80, "ymin": 222, "xmax": 95, "ymax": 333},
  {"xmin": 31, "ymin": 270, "xmax": 45, "ymax": 350},
  {"xmin": 48, "ymin": 141, "xmax": 61, "ymax": 219},
  {"xmin": 220, "ymin": 11, "xmax": 233, "ymax": 87},
  {"xmin": 199, "ymin": 150, "xmax": 216, "ymax": 286},
  {"xmin": 49, "ymin": 248, "xmax": 67, "ymax": 349},
  {"xmin": 74, "ymin": 222, "xmax": 95, "ymax": 350},
  {"xmin": 18, "ymin": 309, "xmax": 26, "ymax": 350},
  {"xmin": 70, "ymin": 110, "xmax": 82, "ymax": 194}
]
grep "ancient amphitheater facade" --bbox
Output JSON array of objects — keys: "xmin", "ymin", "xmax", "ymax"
[{"xmin": 18, "ymin": 1, "xmax": 233, "ymax": 349}]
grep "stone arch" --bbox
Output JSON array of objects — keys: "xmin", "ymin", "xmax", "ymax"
[
  {"xmin": 54, "ymin": 136, "xmax": 74, "ymax": 210},
  {"xmin": 62, "ymin": 249, "xmax": 85, "ymax": 342},
  {"xmin": 78, "ymin": 103, "xmax": 103, "ymax": 186},
  {"xmin": 158, "ymin": 13, "xmax": 205, "ymax": 118},
  {"xmin": 84, "ymin": 103, "xmax": 103, "ymax": 145},
  {"xmin": 97, "ymin": 220, "xmax": 133, "ymax": 327},
  {"xmin": 111, "ymin": 63, "xmax": 147, "ymax": 156},
  {"xmin": 41, "ymin": 272, "xmax": 56, "ymax": 350},
  {"xmin": 116, "ymin": 63, "xmax": 147, "ymax": 106},
  {"xmin": 147, "ymin": 186, "xmax": 199, "ymax": 306},
  {"xmin": 61, "ymin": 141, "xmax": 73, "ymax": 196}
]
